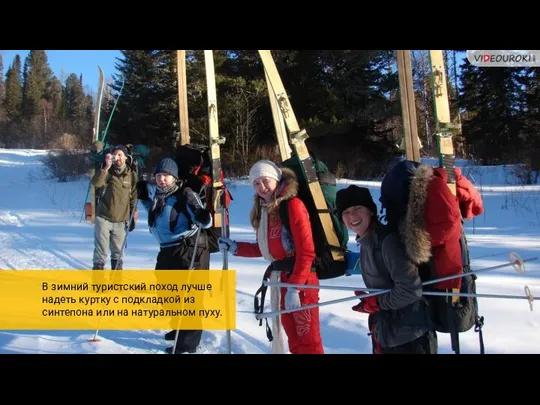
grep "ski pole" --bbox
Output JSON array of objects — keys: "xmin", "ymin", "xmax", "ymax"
[
  {"xmin": 256, "ymin": 254, "xmax": 536, "ymax": 320},
  {"xmin": 264, "ymin": 253, "xmax": 534, "ymax": 294},
  {"xmin": 423, "ymin": 286, "xmax": 536, "ymax": 311},
  {"xmin": 221, "ymin": 204, "xmax": 232, "ymax": 355},
  {"xmin": 172, "ymin": 226, "xmax": 201, "ymax": 354}
]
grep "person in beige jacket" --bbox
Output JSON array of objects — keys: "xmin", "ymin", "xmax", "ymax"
[{"xmin": 91, "ymin": 144, "xmax": 138, "ymax": 272}]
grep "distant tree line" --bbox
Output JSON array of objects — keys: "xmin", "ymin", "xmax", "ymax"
[{"xmin": 1, "ymin": 50, "xmax": 539, "ymax": 182}]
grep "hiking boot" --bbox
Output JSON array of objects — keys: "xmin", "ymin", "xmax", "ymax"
[
  {"xmin": 165, "ymin": 345, "xmax": 197, "ymax": 354},
  {"xmin": 164, "ymin": 330, "xmax": 177, "ymax": 341},
  {"xmin": 111, "ymin": 259, "xmax": 123, "ymax": 270},
  {"xmin": 92, "ymin": 263, "xmax": 105, "ymax": 285}
]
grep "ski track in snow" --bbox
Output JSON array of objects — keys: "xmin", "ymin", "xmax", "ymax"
[{"xmin": 0, "ymin": 210, "xmax": 90, "ymax": 271}]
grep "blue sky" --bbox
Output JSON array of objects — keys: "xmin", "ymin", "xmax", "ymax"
[{"xmin": 1, "ymin": 50, "xmax": 122, "ymax": 95}]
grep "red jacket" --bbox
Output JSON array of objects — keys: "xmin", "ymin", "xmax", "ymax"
[
  {"xmin": 423, "ymin": 167, "xmax": 484, "ymax": 290},
  {"xmin": 235, "ymin": 169, "xmax": 318, "ymax": 287}
]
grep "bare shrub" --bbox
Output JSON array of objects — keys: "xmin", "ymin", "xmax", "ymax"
[{"xmin": 42, "ymin": 147, "xmax": 90, "ymax": 182}]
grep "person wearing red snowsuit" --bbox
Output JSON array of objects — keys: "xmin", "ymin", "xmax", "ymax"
[{"xmin": 218, "ymin": 160, "xmax": 324, "ymax": 354}]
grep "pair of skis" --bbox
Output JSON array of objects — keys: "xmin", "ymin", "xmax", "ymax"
[
  {"xmin": 258, "ymin": 50, "xmax": 345, "ymax": 264},
  {"xmin": 396, "ymin": 50, "xmax": 460, "ymax": 188},
  {"xmin": 176, "ymin": 50, "xmax": 232, "ymax": 354},
  {"xmin": 175, "ymin": 50, "xmax": 345, "ymax": 354}
]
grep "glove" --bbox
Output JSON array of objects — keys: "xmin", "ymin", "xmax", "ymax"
[
  {"xmin": 218, "ymin": 237, "xmax": 237, "ymax": 254},
  {"xmin": 285, "ymin": 288, "xmax": 301, "ymax": 310},
  {"xmin": 194, "ymin": 209, "xmax": 211, "ymax": 227},
  {"xmin": 136, "ymin": 181, "xmax": 149, "ymax": 201},
  {"xmin": 129, "ymin": 208, "xmax": 138, "ymax": 232},
  {"xmin": 351, "ymin": 290, "xmax": 380, "ymax": 314}
]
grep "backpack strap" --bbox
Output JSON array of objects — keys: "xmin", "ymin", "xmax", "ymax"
[
  {"xmin": 279, "ymin": 199, "xmax": 291, "ymax": 235},
  {"xmin": 278, "ymin": 198, "xmax": 316, "ymax": 274},
  {"xmin": 253, "ymin": 266, "xmax": 275, "ymax": 342},
  {"xmin": 372, "ymin": 227, "xmax": 390, "ymax": 278},
  {"xmin": 459, "ymin": 218, "xmax": 485, "ymax": 354}
]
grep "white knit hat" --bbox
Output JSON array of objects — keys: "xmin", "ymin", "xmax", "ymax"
[{"xmin": 249, "ymin": 160, "xmax": 282, "ymax": 185}]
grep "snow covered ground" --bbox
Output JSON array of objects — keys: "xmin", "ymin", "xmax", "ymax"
[{"xmin": 0, "ymin": 148, "xmax": 538, "ymax": 354}]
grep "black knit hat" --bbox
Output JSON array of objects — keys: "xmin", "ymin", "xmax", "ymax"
[
  {"xmin": 336, "ymin": 185, "xmax": 377, "ymax": 219},
  {"xmin": 111, "ymin": 144, "xmax": 129, "ymax": 156},
  {"xmin": 154, "ymin": 158, "xmax": 179, "ymax": 179}
]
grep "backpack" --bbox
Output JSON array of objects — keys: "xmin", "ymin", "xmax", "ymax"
[
  {"xmin": 174, "ymin": 143, "xmax": 233, "ymax": 253},
  {"xmin": 278, "ymin": 153, "xmax": 349, "ymax": 280},
  {"xmin": 377, "ymin": 159, "xmax": 485, "ymax": 354}
]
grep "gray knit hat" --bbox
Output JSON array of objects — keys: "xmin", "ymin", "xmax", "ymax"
[{"xmin": 154, "ymin": 158, "xmax": 179, "ymax": 179}]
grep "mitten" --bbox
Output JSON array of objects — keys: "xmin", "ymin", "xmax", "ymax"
[
  {"xmin": 136, "ymin": 181, "xmax": 149, "ymax": 201},
  {"xmin": 218, "ymin": 237, "xmax": 237, "ymax": 254},
  {"xmin": 351, "ymin": 290, "xmax": 380, "ymax": 314},
  {"xmin": 285, "ymin": 288, "xmax": 301, "ymax": 310},
  {"xmin": 194, "ymin": 208, "xmax": 211, "ymax": 227}
]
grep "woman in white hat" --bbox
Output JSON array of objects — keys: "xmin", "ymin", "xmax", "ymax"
[{"xmin": 218, "ymin": 160, "xmax": 324, "ymax": 354}]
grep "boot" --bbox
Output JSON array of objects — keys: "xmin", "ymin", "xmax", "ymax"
[
  {"xmin": 165, "ymin": 345, "xmax": 197, "ymax": 354},
  {"xmin": 111, "ymin": 259, "xmax": 123, "ymax": 270},
  {"xmin": 164, "ymin": 330, "xmax": 177, "ymax": 341},
  {"xmin": 111, "ymin": 259, "xmax": 123, "ymax": 284},
  {"xmin": 92, "ymin": 263, "xmax": 105, "ymax": 285}
]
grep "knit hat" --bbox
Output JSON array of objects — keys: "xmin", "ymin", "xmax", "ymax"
[
  {"xmin": 248, "ymin": 160, "xmax": 282, "ymax": 185},
  {"xmin": 111, "ymin": 144, "xmax": 129, "ymax": 156},
  {"xmin": 336, "ymin": 185, "xmax": 377, "ymax": 219},
  {"xmin": 154, "ymin": 158, "xmax": 179, "ymax": 179}
]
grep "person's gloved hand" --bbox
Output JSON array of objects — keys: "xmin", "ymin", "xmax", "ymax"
[
  {"xmin": 129, "ymin": 208, "xmax": 138, "ymax": 232},
  {"xmin": 136, "ymin": 181, "xmax": 149, "ymax": 201},
  {"xmin": 351, "ymin": 290, "xmax": 380, "ymax": 314},
  {"xmin": 194, "ymin": 208, "xmax": 211, "ymax": 227},
  {"xmin": 285, "ymin": 288, "xmax": 301, "ymax": 310},
  {"xmin": 218, "ymin": 237, "xmax": 237, "ymax": 254}
]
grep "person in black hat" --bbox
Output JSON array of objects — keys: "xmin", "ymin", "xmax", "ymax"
[
  {"xmin": 90, "ymin": 144, "xmax": 138, "ymax": 273},
  {"xmin": 137, "ymin": 157, "xmax": 213, "ymax": 354},
  {"xmin": 336, "ymin": 185, "xmax": 437, "ymax": 354}
]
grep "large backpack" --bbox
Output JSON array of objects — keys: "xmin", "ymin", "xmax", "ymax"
[
  {"xmin": 377, "ymin": 159, "xmax": 485, "ymax": 354},
  {"xmin": 278, "ymin": 154, "xmax": 349, "ymax": 280},
  {"xmin": 174, "ymin": 143, "xmax": 233, "ymax": 253}
]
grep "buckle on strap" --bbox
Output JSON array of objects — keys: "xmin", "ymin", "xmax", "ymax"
[{"xmin": 253, "ymin": 266, "xmax": 274, "ymax": 342}]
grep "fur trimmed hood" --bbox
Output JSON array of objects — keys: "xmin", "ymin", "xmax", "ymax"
[
  {"xmin": 249, "ymin": 167, "xmax": 299, "ymax": 229},
  {"xmin": 401, "ymin": 163, "xmax": 433, "ymax": 265}
]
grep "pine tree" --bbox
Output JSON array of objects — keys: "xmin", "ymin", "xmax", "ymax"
[{"xmin": 4, "ymin": 54, "xmax": 23, "ymax": 120}]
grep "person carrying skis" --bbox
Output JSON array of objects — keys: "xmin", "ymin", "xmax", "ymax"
[
  {"xmin": 336, "ymin": 185, "xmax": 437, "ymax": 354},
  {"xmin": 218, "ymin": 160, "xmax": 324, "ymax": 354},
  {"xmin": 136, "ymin": 157, "xmax": 213, "ymax": 354},
  {"xmin": 91, "ymin": 144, "xmax": 138, "ymax": 273}
]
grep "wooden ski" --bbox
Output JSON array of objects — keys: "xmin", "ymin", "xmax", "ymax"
[
  {"xmin": 257, "ymin": 50, "xmax": 344, "ymax": 262},
  {"xmin": 203, "ymin": 50, "xmax": 232, "ymax": 354},
  {"xmin": 396, "ymin": 50, "xmax": 422, "ymax": 162},
  {"xmin": 177, "ymin": 50, "xmax": 190, "ymax": 146},
  {"xmin": 203, "ymin": 50, "xmax": 227, "ymax": 229},
  {"xmin": 429, "ymin": 50, "xmax": 461, "ymax": 196}
]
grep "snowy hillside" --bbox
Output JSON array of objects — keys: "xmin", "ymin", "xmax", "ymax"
[{"xmin": 0, "ymin": 148, "xmax": 538, "ymax": 354}]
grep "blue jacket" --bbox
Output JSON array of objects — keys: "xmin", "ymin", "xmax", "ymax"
[{"xmin": 141, "ymin": 184, "xmax": 212, "ymax": 248}]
